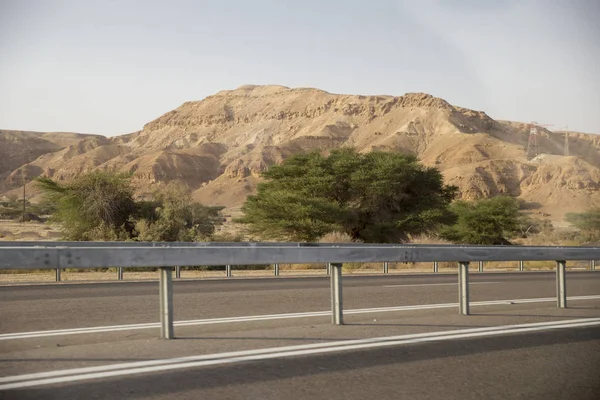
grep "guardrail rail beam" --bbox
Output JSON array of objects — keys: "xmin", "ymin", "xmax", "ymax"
[{"xmin": 2, "ymin": 242, "xmax": 600, "ymax": 340}]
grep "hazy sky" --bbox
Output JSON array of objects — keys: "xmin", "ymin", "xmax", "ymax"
[{"xmin": 1, "ymin": 0, "xmax": 599, "ymax": 136}]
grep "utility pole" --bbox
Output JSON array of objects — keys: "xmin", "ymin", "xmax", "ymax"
[
  {"xmin": 21, "ymin": 146, "xmax": 30, "ymax": 223},
  {"xmin": 21, "ymin": 168, "xmax": 26, "ymax": 223}
]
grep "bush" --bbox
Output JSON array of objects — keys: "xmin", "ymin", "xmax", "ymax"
[
  {"xmin": 440, "ymin": 196, "xmax": 524, "ymax": 245},
  {"xmin": 37, "ymin": 172, "xmax": 225, "ymax": 242},
  {"xmin": 0, "ymin": 206, "xmax": 23, "ymax": 219},
  {"xmin": 135, "ymin": 182, "xmax": 225, "ymax": 242},
  {"xmin": 18, "ymin": 213, "xmax": 45, "ymax": 223},
  {"xmin": 565, "ymin": 208, "xmax": 600, "ymax": 242}
]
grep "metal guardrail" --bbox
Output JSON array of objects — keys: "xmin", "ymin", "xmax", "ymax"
[{"xmin": 1, "ymin": 242, "xmax": 599, "ymax": 339}]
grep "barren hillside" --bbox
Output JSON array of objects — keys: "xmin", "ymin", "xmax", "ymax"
[
  {"xmin": 1, "ymin": 85, "xmax": 599, "ymax": 223},
  {"xmin": 0, "ymin": 130, "xmax": 102, "ymax": 191}
]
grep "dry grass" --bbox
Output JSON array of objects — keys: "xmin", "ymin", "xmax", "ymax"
[
  {"xmin": 318, "ymin": 231, "xmax": 360, "ymax": 243},
  {"xmin": 405, "ymin": 233, "xmax": 451, "ymax": 245},
  {"xmin": 514, "ymin": 228, "xmax": 581, "ymax": 247}
]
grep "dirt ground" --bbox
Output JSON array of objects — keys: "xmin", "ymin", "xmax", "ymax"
[{"xmin": 0, "ymin": 219, "xmax": 61, "ymax": 241}]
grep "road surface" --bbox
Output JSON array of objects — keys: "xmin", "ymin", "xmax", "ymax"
[{"xmin": 1, "ymin": 271, "xmax": 599, "ymax": 399}]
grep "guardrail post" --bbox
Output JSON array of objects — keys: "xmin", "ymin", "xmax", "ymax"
[
  {"xmin": 326, "ymin": 263, "xmax": 331, "ymax": 275},
  {"xmin": 330, "ymin": 263, "xmax": 343, "ymax": 325},
  {"xmin": 458, "ymin": 262, "xmax": 470, "ymax": 315},
  {"xmin": 519, "ymin": 261, "xmax": 525, "ymax": 271},
  {"xmin": 175, "ymin": 266, "xmax": 181, "ymax": 279},
  {"xmin": 226, "ymin": 264, "xmax": 232, "ymax": 278},
  {"xmin": 117, "ymin": 267, "xmax": 124, "ymax": 280},
  {"xmin": 383, "ymin": 262, "xmax": 389, "ymax": 274},
  {"xmin": 556, "ymin": 260, "xmax": 567, "ymax": 308},
  {"xmin": 478, "ymin": 261, "xmax": 484, "ymax": 272},
  {"xmin": 55, "ymin": 268, "xmax": 61, "ymax": 282},
  {"xmin": 433, "ymin": 261, "xmax": 439, "ymax": 273},
  {"xmin": 274, "ymin": 263, "xmax": 280, "ymax": 276},
  {"xmin": 592, "ymin": 260, "xmax": 596, "ymax": 271},
  {"xmin": 159, "ymin": 267, "xmax": 174, "ymax": 339}
]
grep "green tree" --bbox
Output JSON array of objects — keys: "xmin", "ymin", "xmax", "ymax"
[
  {"xmin": 37, "ymin": 171, "xmax": 136, "ymax": 240},
  {"xmin": 237, "ymin": 148, "xmax": 457, "ymax": 242},
  {"xmin": 135, "ymin": 182, "xmax": 225, "ymax": 242},
  {"xmin": 37, "ymin": 172, "xmax": 225, "ymax": 242},
  {"xmin": 565, "ymin": 208, "xmax": 600, "ymax": 241},
  {"xmin": 440, "ymin": 196, "xmax": 524, "ymax": 245}
]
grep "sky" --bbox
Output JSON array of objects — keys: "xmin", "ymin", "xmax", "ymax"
[{"xmin": 1, "ymin": 0, "xmax": 599, "ymax": 136}]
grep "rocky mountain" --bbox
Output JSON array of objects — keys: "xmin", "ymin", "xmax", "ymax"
[
  {"xmin": 1, "ymin": 85, "xmax": 599, "ymax": 224},
  {"xmin": 0, "ymin": 130, "xmax": 103, "ymax": 190}
]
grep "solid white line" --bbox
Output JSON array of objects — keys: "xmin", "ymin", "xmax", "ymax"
[
  {"xmin": 1, "ymin": 318, "xmax": 599, "ymax": 390},
  {"xmin": 1, "ymin": 317, "xmax": 597, "ymax": 384},
  {"xmin": 383, "ymin": 282, "xmax": 500, "ymax": 288},
  {"xmin": 1, "ymin": 294, "xmax": 599, "ymax": 341}
]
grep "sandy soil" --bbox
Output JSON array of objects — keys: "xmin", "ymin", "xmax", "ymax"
[{"xmin": 0, "ymin": 219, "xmax": 61, "ymax": 241}]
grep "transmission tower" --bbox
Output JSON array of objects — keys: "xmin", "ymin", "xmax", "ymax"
[
  {"xmin": 563, "ymin": 125, "xmax": 569, "ymax": 156},
  {"xmin": 526, "ymin": 122, "xmax": 554, "ymax": 161},
  {"xmin": 526, "ymin": 123, "xmax": 539, "ymax": 161}
]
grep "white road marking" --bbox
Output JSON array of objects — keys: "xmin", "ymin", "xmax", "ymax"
[
  {"xmin": 383, "ymin": 282, "xmax": 500, "ymax": 288},
  {"xmin": 1, "ymin": 295, "xmax": 599, "ymax": 341},
  {"xmin": 1, "ymin": 317, "xmax": 599, "ymax": 390}
]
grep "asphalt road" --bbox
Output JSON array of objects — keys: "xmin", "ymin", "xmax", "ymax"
[
  {"xmin": 1, "ymin": 272, "xmax": 599, "ymax": 399},
  {"xmin": 3, "ymin": 325, "xmax": 600, "ymax": 399},
  {"xmin": 1, "ymin": 272, "xmax": 599, "ymax": 333}
]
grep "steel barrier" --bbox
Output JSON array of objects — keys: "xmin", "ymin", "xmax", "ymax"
[{"xmin": 1, "ymin": 242, "xmax": 599, "ymax": 339}]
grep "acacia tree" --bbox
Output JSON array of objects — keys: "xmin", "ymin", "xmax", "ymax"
[
  {"xmin": 440, "ymin": 196, "xmax": 524, "ymax": 245},
  {"xmin": 237, "ymin": 148, "xmax": 458, "ymax": 242},
  {"xmin": 37, "ymin": 171, "xmax": 137, "ymax": 240}
]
